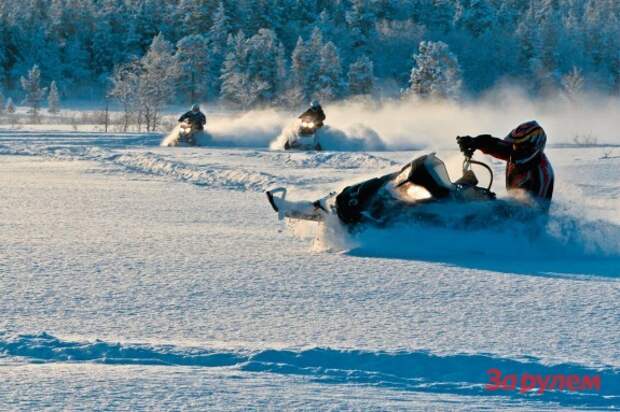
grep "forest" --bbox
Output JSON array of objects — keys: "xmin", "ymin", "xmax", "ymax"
[{"xmin": 1, "ymin": 0, "xmax": 619, "ymax": 115}]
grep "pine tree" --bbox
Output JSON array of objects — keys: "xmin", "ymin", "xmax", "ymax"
[
  {"xmin": 207, "ymin": 2, "xmax": 230, "ymax": 98},
  {"xmin": 0, "ymin": 90, "xmax": 4, "ymax": 114},
  {"xmin": 245, "ymin": 29, "xmax": 285, "ymax": 105},
  {"xmin": 346, "ymin": 0, "xmax": 376, "ymax": 55},
  {"xmin": 348, "ymin": 55, "xmax": 374, "ymax": 96},
  {"xmin": 408, "ymin": 41, "xmax": 462, "ymax": 99},
  {"xmin": 176, "ymin": 34, "xmax": 210, "ymax": 104},
  {"xmin": 453, "ymin": 0, "xmax": 495, "ymax": 38},
  {"xmin": 290, "ymin": 37, "xmax": 311, "ymax": 101},
  {"xmin": 219, "ymin": 32, "xmax": 250, "ymax": 107},
  {"xmin": 48, "ymin": 80, "xmax": 60, "ymax": 114},
  {"xmin": 20, "ymin": 65, "xmax": 48, "ymax": 123},
  {"xmin": 316, "ymin": 42, "xmax": 343, "ymax": 102}
]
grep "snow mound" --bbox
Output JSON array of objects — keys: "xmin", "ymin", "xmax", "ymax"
[
  {"xmin": 109, "ymin": 151, "xmax": 280, "ymax": 191},
  {"xmin": 270, "ymin": 122, "xmax": 385, "ymax": 151},
  {"xmin": 2, "ymin": 333, "xmax": 618, "ymax": 407}
]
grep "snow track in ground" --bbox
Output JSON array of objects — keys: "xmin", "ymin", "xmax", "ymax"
[
  {"xmin": 2, "ymin": 333, "xmax": 618, "ymax": 408},
  {"xmin": 0, "ymin": 132, "xmax": 397, "ymax": 192},
  {"xmin": 0, "ymin": 144, "xmax": 282, "ymax": 191}
]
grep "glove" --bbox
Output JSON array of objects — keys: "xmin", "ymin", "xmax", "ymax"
[{"xmin": 456, "ymin": 135, "xmax": 478, "ymax": 156}]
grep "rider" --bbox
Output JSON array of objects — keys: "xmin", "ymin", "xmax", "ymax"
[
  {"xmin": 179, "ymin": 104, "xmax": 207, "ymax": 131},
  {"xmin": 299, "ymin": 100, "xmax": 326, "ymax": 128},
  {"xmin": 457, "ymin": 120, "xmax": 554, "ymax": 207}
]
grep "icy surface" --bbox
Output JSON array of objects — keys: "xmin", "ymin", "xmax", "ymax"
[{"xmin": 1, "ymin": 131, "xmax": 620, "ymax": 410}]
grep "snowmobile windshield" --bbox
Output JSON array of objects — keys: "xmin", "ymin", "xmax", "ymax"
[{"xmin": 396, "ymin": 154, "xmax": 454, "ymax": 199}]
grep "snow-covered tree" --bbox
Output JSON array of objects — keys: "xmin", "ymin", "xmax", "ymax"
[
  {"xmin": 408, "ymin": 41, "xmax": 462, "ymax": 99},
  {"xmin": 20, "ymin": 65, "xmax": 48, "ymax": 123},
  {"xmin": 1, "ymin": 0, "xmax": 620, "ymax": 100},
  {"xmin": 220, "ymin": 32, "xmax": 250, "ymax": 107},
  {"xmin": 244, "ymin": 29, "xmax": 286, "ymax": 105},
  {"xmin": 138, "ymin": 34, "xmax": 180, "ymax": 131},
  {"xmin": 453, "ymin": 0, "xmax": 495, "ymax": 38},
  {"xmin": 175, "ymin": 34, "xmax": 209, "ymax": 103},
  {"xmin": 289, "ymin": 37, "xmax": 318, "ymax": 100},
  {"xmin": 346, "ymin": 0, "xmax": 376, "ymax": 55},
  {"xmin": 303, "ymin": 28, "xmax": 324, "ymax": 97},
  {"xmin": 562, "ymin": 66, "xmax": 585, "ymax": 100},
  {"xmin": 108, "ymin": 62, "xmax": 140, "ymax": 132},
  {"xmin": 348, "ymin": 56, "xmax": 374, "ymax": 96},
  {"xmin": 207, "ymin": 2, "xmax": 230, "ymax": 98},
  {"xmin": 6, "ymin": 97, "xmax": 16, "ymax": 114},
  {"xmin": 48, "ymin": 80, "xmax": 60, "ymax": 114},
  {"xmin": 316, "ymin": 42, "xmax": 343, "ymax": 102}
]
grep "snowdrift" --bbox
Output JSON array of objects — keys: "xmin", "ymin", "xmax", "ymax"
[{"xmin": 2, "ymin": 332, "xmax": 618, "ymax": 408}]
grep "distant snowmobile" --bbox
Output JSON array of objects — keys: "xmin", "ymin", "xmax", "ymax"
[
  {"xmin": 178, "ymin": 120, "xmax": 199, "ymax": 145},
  {"xmin": 266, "ymin": 152, "xmax": 533, "ymax": 230},
  {"xmin": 284, "ymin": 115, "xmax": 323, "ymax": 151},
  {"xmin": 162, "ymin": 104, "xmax": 210, "ymax": 147},
  {"xmin": 162, "ymin": 121, "xmax": 212, "ymax": 147}
]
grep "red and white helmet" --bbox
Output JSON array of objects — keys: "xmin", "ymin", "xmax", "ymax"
[{"xmin": 505, "ymin": 121, "xmax": 547, "ymax": 164}]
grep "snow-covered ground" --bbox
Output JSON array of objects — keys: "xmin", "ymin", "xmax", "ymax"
[{"xmin": 1, "ymin": 130, "xmax": 620, "ymax": 410}]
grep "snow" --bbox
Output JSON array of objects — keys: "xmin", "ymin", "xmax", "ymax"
[{"xmin": 1, "ymin": 130, "xmax": 620, "ymax": 410}]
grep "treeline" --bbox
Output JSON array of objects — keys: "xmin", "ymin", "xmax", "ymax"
[{"xmin": 1, "ymin": 0, "xmax": 619, "ymax": 110}]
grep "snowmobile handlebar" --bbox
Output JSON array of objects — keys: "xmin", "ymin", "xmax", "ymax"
[{"xmin": 463, "ymin": 155, "xmax": 494, "ymax": 191}]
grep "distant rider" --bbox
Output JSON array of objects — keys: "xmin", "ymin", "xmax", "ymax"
[
  {"xmin": 299, "ymin": 100, "xmax": 326, "ymax": 128},
  {"xmin": 179, "ymin": 104, "xmax": 207, "ymax": 131},
  {"xmin": 457, "ymin": 120, "xmax": 554, "ymax": 207}
]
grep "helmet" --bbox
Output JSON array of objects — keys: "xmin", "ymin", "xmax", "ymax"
[
  {"xmin": 310, "ymin": 100, "xmax": 320, "ymax": 109},
  {"xmin": 505, "ymin": 121, "xmax": 547, "ymax": 164},
  {"xmin": 191, "ymin": 104, "xmax": 200, "ymax": 111}
]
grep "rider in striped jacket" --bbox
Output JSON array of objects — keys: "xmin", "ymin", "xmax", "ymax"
[{"xmin": 457, "ymin": 121, "xmax": 554, "ymax": 208}]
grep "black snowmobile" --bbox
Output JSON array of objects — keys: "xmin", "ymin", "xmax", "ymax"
[
  {"xmin": 266, "ymin": 152, "xmax": 528, "ymax": 230},
  {"xmin": 283, "ymin": 115, "xmax": 323, "ymax": 151},
  {"xmin": 179, "ymin": 120, "xmax": 199, "ymax": 145}
]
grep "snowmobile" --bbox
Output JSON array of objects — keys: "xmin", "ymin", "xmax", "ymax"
[
  {"xmin": 265, "ymin": 152, "xmax": 525, "ymax": 230},
  {"xmin": 176, "ymin": 120, "xmax": 199, "ymax": 146},
  {"xmin": 163, "ymin": 121, "xmax": 208, "ymax": 147},
  {"xmin": 284, "ymin": 115, "xmax": 323, "ymax": 151}
]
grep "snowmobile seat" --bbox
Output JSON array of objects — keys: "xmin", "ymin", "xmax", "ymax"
[{"xmin": 335, "ymin": 172, "xmax": 398, "ymax": 224}]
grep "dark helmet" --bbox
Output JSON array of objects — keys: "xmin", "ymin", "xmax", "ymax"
[
  {"xmin": 310, "ymin": 100, "xmax": 320, "ymax": 109},
  {"xmin": 191, "ymin": 104, "xmax": 200, "ymax": 112},
  {"xmin": 505, "ymin": 121, "xmax": 547, "ymax": 164}
]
